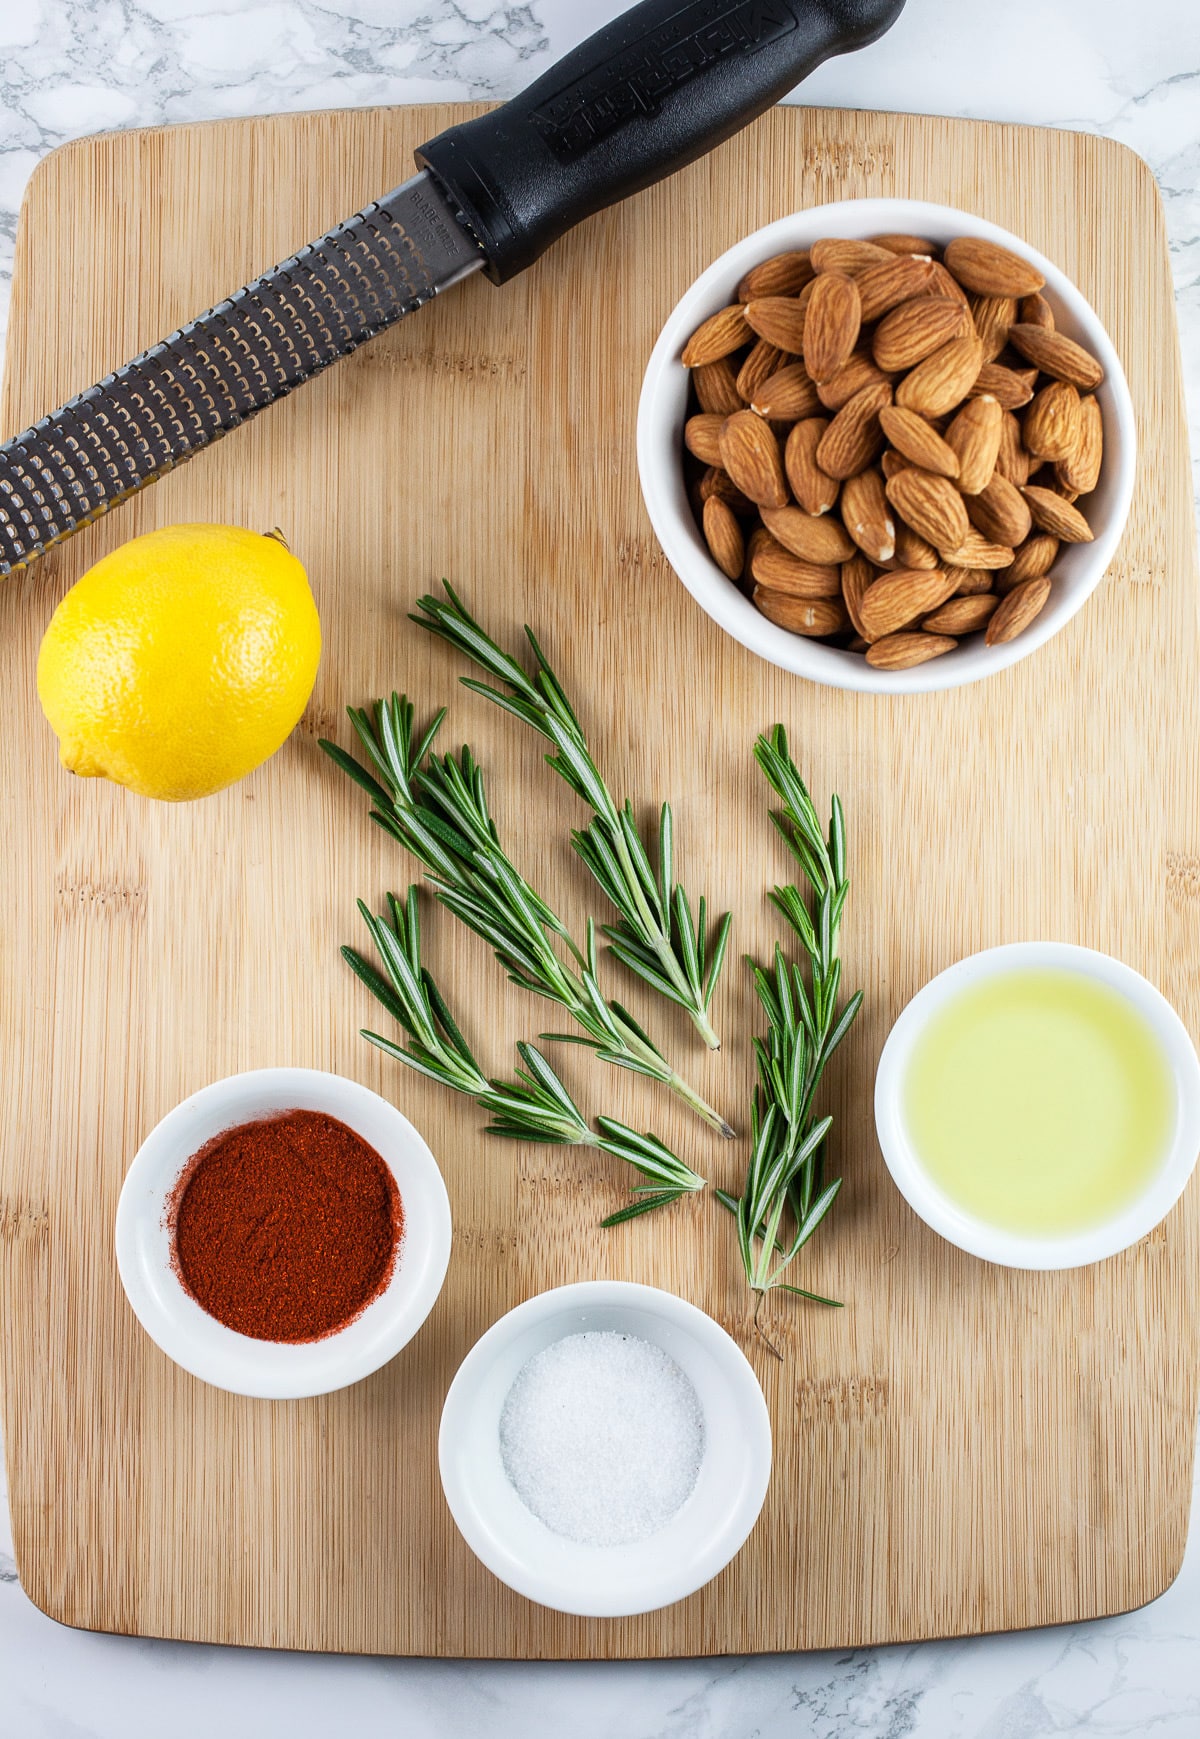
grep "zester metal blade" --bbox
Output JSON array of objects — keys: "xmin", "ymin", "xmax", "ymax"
[{"xmin": 0, "ymin": 172, "xmax": 482, "ymax": 576}]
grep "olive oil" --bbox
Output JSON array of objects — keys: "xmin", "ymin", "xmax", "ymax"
[{"xmin": 903, "ymin": 967, "xmax": 1174, "ymax": 1236}]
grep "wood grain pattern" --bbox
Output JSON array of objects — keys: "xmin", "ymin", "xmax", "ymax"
[{"xmin": 0, "ymin": 104, "xmax": 1197, "ymax": 1658}]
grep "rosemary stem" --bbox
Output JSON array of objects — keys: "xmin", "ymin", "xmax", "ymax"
[{"xmin": 608, "ymin": 818, "xmax": 721, "ymax": 1051}]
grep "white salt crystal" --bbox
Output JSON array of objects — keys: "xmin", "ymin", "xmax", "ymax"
[{"xmin": 498, "ymin": 1330, "xmax": 705, "ymax": 1547}]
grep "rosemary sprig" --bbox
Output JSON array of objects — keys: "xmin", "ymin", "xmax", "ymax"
[
  {"xmin": 320, "ymin": 694, "xmax": 734, "ymax": 1138},
  {"xmin": 717, "ymin": 726, "xmax": 863, "ymax": 1350},
  {"xmin": 344, "ymin": 885, "xmax": 704, "ymax": 1222},
  {"xmin": 411, "ymin": 583, "xmax": 732, "ymax": 1050}
]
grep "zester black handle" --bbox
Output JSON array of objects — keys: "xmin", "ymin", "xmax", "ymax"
[{"xmin": 416, "ymin": 0, "xmax": 906, "ymax": 284}]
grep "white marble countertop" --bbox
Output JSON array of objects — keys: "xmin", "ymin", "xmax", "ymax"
[{"xmin": 2, "ymin": 2, "xmax": 1199, "ymax": 1734}]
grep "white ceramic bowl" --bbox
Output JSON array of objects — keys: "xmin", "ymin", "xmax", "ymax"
[
  {"xmin": 438, "ymin": 1281, "xmax": 771, "ymax": 1617},
  {"xmin": 637, "ymin": 197, "xmax": 1137, "ymax": 694},
  {"xmin": 115, "ymin": 1067, "xmax": 452, "ymax": 1398},
  {"xmin": 874, "ymin": 942, "xmax": 1200, "ymax": 1269}
]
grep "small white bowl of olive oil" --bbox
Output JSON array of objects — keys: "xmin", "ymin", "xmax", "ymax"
[{"xmin": 875, "ymin": 943, "xmax": 1200, "ymax": 1269}]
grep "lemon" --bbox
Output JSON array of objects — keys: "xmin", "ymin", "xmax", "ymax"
[{"xmin": 37, "ymin": 523, "xmax": 321, "ymax": 801}]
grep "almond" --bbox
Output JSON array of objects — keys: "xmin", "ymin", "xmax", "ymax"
[
  {"xmin": 894, "ymin": 522, "xmax": 941, "ymax": 569},
  {"xmin": 736, "ymin": 340, "xmax": 786, "ymax": 403},
  {"xmin": 944, "ymin": 394, "xmax": 1002, "ymax": 494},
  {"xmin": 938, "ymin": 530, "xmax": 1016, "ymax": 569},
  {"xmin": 841, "ymin": 553, "xmax": 878, "ymax": 641},
  {"xmin": 855, "ymin": 254, "xmax": 940, "ymax": 322},
  {"xmin": 1055, "ymin": 394, "xmax": 1102, "ymax": 494},
  {"xmin": 885, "ymin": 467, "xmax": 971, "ymax": 551},
  {"xmin": 878, "ymin": 405, "xmax": 960, "ymax": 478},
  {"xmin": 737, "ymin": 250, "xmax": 813, "ymax": 303},
  {"xmin": 785, "ymin": 419, "xmax": 840, "ymax": 516},
  {"xmin": 970, "ymin": 295, "xmax": 1017, "ymax": 362},
  {"xmin": 860, "ymin": 567, "xmax": 957, "ymax": 638},
  {"xmin": 750, "ymin": 535, "xmax": 841, "ymax": 597},
  {"xmin": 1006, "ymin": 323, "xmax": 1104, "ymax": 390},
  {"xmin": 865, "ymin": 631, "xmax": 957, "ymax": 669},
  {"xmin": 925, "ymin": 260, "xmax": 971, "ymax": 307},
  {"xmin": 750, "ymin": 363, "xmax": 822, "ymax": 421},
  {"xmin": 743, "ymin": 524, "xmax": 772, "ymax": 583},
  {"xmin": 949, "ymin": 565, "xmax": 994, "ymax": 595},
  {"xmin": 967, "ymin": 362, "xmax": 1037, "ymax": 410},
  {"xmin": 967, "ymin": 473, "xmax": 1033, "ymax": 547},
  {"xmin": 1023, "ymin": 380, "xmax": 1083, "ymax": 462},
  {"xmin": 692, "ymin": 357, "xmax": 743, "ymax": 416},
  {"xmin": 816, "ymin": 348, "xmax": 894, "ymax": 412},
  {"xmin": 1004, "ymin": 533, "xmax": 1059, "ymax": 585},
  {"xmin": 684, "ymin": 413, "xmax": 726, "ymax": 465},
  {"xmin": 1019, "ymin": 293, "xmax": 1054, "ymax": 330},
  {"xmin": 682, "ymin": 304, "xmax": 751, "ymax": 367},
  {"xmin": 895, "ymin": 335, "xmax": 984, "ymax": 417},
  {"xmin": 810, "ymin": 237, "xmax": 893, "ymax": 276},
  {"xmin": 702, "ymin": 495, "xmax": 744, "ymax": 579},
  {"xmin": 870, "ymin": 233, "xmax": 940, "ymax": 256},
  {"xmin": 922, "ymin": 593, "xmax": 998, "ymax": 634},
  {"xmin": 802, "ymin": 273, "xmax": 862, "ymax": 384},
  {"xmin": 761, "ymin": 503, "xmax": 856, "ymax": 564},
  {"xmin": 698, "ymin": 467, "xmax": 753, "ymax": 515},
  {"xmin": 815, "ymin": 379, "xmax": 893, "ymax": 480},
  {"xmin": 985, "ymin": 574, "xmax": 1052, "ymax": 645},
  {"xmin": 719, "ymin": 410, "xmax": 788, "ymax": 508},
  {"xmin": 881, "ymin": 449, "xmax": 912, "ymax": 481},
  {"xmin": 943, "ymin": 237, "xmax": 1045, "ymax": 298},
  {"xmin": 744, "ymin": 296, "xmax": 808, "ymax": 353},
  {"xmin": 841, "ymin": 468, "xmax": 895, "ymax": 563},
  {"xmin": 873, "ymin": 298, "xmax": 970, "ymax": 372},
  {"xmin": 1021, "ymin": 484, "xmax": 1095, "ymax": 542},
  {"xmin": 753, "ymin": 586, "xmax": 848, "ymax": 637},
  {"xmin": 994, "ymin": 409, "xmax": 1032, "ymax": 486}
]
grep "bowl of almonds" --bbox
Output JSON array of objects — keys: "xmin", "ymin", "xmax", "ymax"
[{"xmin": 636, "ymin": 198, "xmax": 1136, "ymax": 691}]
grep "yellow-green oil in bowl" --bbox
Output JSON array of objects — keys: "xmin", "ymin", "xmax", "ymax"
[{"xmin": 903, "ymin": 968, "xmax": 1175, "ymax": 1236}]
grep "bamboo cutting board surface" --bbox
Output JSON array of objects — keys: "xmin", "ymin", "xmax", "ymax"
[{"xmin": 1, "ymin": 103, "xmax": 1198, "ymax": 1658}]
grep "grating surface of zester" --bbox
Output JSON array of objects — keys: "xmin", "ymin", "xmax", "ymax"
[{"xmin": 0, "ymin": 172, "xmax": 482, "ymax": 576}]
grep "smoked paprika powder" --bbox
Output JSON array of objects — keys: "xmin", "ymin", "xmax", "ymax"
[{"xmin": 168, "ymin": 1109, "xmax": 403, "ymax": 1343}]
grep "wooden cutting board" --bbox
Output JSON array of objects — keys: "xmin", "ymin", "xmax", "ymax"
[{"xmin": 1, "ymin": 103, "xmax": 1197, "ymax": 1658}]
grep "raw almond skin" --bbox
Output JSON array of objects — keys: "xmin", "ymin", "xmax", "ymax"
[
  {"xmin": 855, "ymin": 254, "xmax": 940, "ymax": 322},
  {"xmin": 761, "ymin": 503, "xmax": 856, "ymax": 564},
  {"xmin": 750, "ymin": 363, "xmax": 822, "ymax": 421},
  {"xmin": 970, "ymin": 295, "xmax": 1017, "ymax": 362},
  {"xmin": 815, "ymin": 379, "xmax": 892, "ymax": 480},
  {"xmin": 699, "ymin": 467, "xmax": 754, "ymax": 515},
  {"xmin": 803, "ymin": 272, "xmax": 862, "ymax": 384},
  {"xmin": 881, "ymin": 449, "xmax": 912, "ymax": 480},
  {"xmin": 744, "ymin": 296, "xmax": 808, "ymax": 352},
  {"xmin": 1056, "ymin": 393, "xmax": 1102, "ymax": 493},
  {"xmin": 870, "ymin": 233, "xmax": 940, "ymax": 256},
  {"xmin": 885, "ymin": 467, "xmax": 971, "ymax": 551},
  {"xmin": 816, "ymin": 348, "xmax": 894, "ymax": 412},
  {"xmin": 1023, "ymin": 380, "xmax": 1083, "ymax": 462},
  {"xmin": 985, "ymin": 574, "xmax": 1052, "ymax": 645},
  {"xmin": 736, "ymin": 339, "xmax": 786, "ymax": 403},
  {"xmin": 702, "ymin": 495, "xmax": 744, "ymax": 579},
  {"xmin": 895, "ymin": 335, "xmax": 985, "ymax": 418},
  {"xmin": 1006, "ymin": 323, "xmax": 1104, "ymax": 390},
  {"xmin": 922, "ymin": 593, "xmax": 999, "ymax": 634},
  {"xmin": 682, "ymin": 304, "xmax": 751, "ymax": 367},
  {"xmin": 949, "ymin": 565, "xmax": 994, "ymax": 595},
  {"xmin": 879, "ymin": 405, "xmax": 961, "ymax": 478},
  {"xmin": 1021, "ymin": 483, "xmax": 1095, "ymax": 542},
  {"xmin": 719, "ymin": 410, "xmax": 788, "ymax": 508},
  {"xmin": 873, "ymin": 297, "xmax": 970, "ymax": 372},
  {"xmin": 859, "ymin": 567, "xmax": 957, "ymax": 638},
  {"xmin": 753, "ymin": 586, "xmax": 848, "ymax": 637},
  {"xmin": 1004, "ymin": 533, "xmax": 1060, "ymax": 585},
  {"xmin": 841, "ymin": 468, "xmax": 896, "ymax": 563},
  {"xmin": 893, "ymin": 522, "xmax": 941, "ymax": 569},
  {"xmin": 737, "ymin": 250, "xmax": 813, "ymax": 303},
  {"xmin": 750, "ymin": 535, "xmax": 842, "ymax": 597},
  {"xmin": 743, "ymin": 524, "xmax": 773, "ymax": 584},
  {"xmin": 968, "ymin": 363, "xmax": 1036, "ymax": 410},
  {"xmin": 945, "ymin": 394, "xmax": 1003, "ymax": 493},
  {"xmin": 967, "ymin": 473, "xmax": 1033, "ymax": 547},
  {"xmin": 810, "ymin": 237, "xmax": 893, "ymax": 276},
  {"xmin": 785, "ymin": 418, "xmax": 840, "ymax": 516},
  {"xmin": 692, "ymin": 357, "xmax": 744, "ymax": 416},
  {"xmin": 994, "ymin": 409, "xmax": 1032, "ymax": 486},
  {"xmin": 943, "ymin": 237, "xmax": 1046, "ymax": 298},
  {"xmin": 1019, "ymin": 293, "xmax": 1054, "ymax": 330},
  {"xmin": 866, "ymin": 631, "xmax": 957, "ymax": 669},
  {"xmin": 841, "ymin": 553, "xmax": 879, "ymax": 640},
  {"xmin": 925, "ymin": 260, "xmax": 971, "ymax": 307},
  {"xmin": 684, "ymin": 413, "xmax": 726, "ymax": 465},
  {"xmin": 938, "ymin": 530, "xmax": 1016, "ymax": 569}
]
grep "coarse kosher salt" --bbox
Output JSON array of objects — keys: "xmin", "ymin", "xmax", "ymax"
[{"xmin": 498, "ymin": 1330, "xmax": 705, "ymax": 1547}]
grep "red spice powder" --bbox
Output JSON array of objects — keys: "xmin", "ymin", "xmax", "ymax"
[{"xmin": 167, "ymin": 1109, "xmax": 404, "ymax": 1343}]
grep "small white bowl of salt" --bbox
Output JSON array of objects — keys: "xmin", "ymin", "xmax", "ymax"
[{"xmin": 437, "ymin": 1280, "xmax": 771, "ymax": 1617}]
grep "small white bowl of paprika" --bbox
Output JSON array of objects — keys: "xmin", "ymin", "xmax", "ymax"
[{"xmin": 115, "ymin": 1067, "xmax": 452, "ymax": 1399}]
